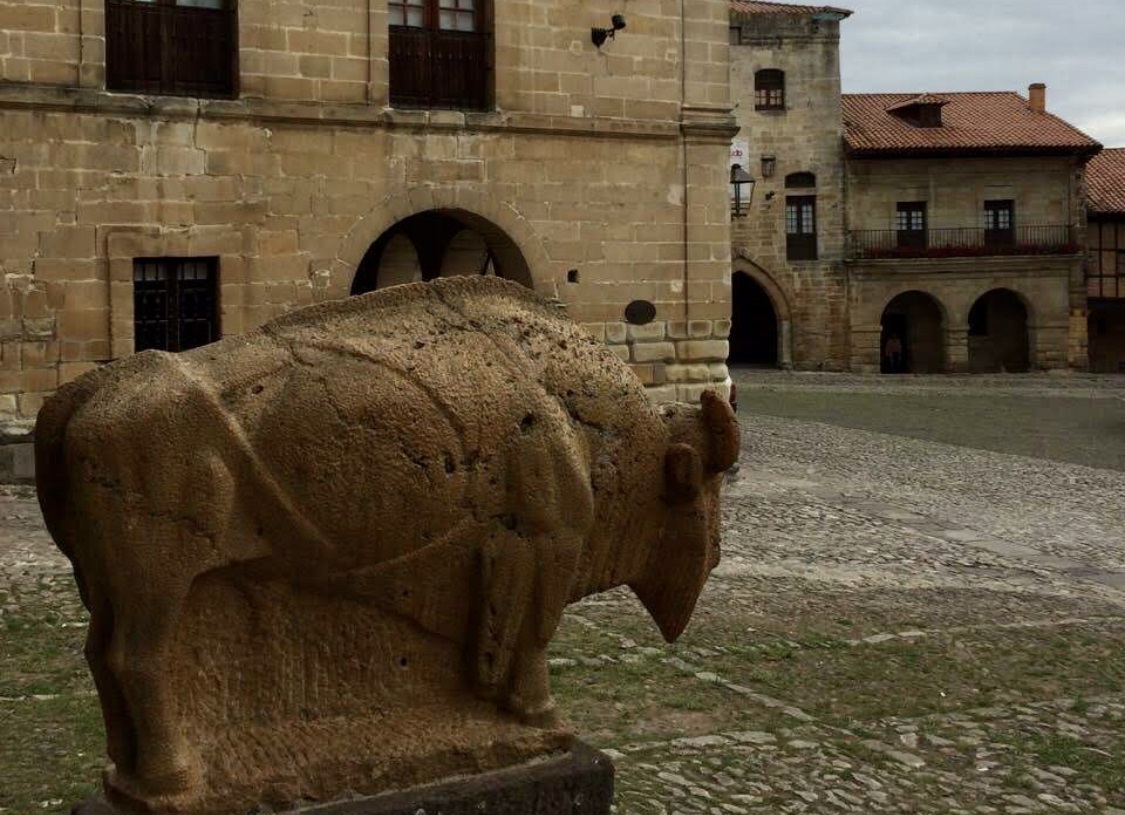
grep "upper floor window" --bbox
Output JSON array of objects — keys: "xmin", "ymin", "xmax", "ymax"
[
  {"xmin": 133, "ymin": 258, "xmax": 219, "ymax": 352},
  {"xmin": 106, "ymin": 0, "xmax": 238, "ymax": 98},
  {"xmin": 896, "ymin": 202, "xmax": 927, "ymax": 249},
  {"xmin": 755, "ymin": 69, "xmax": 785, "ymax": 111},
  {"xmin": 389, "ymin": 0, "xmax": 492, "ymax": 111},
  {"xmin": 786, "ymin": 196, "xmax": 817, "ymax": 261},
  {"xmin": 983, "ymin": 200, "xmax": 1015, "ymax": 247}
]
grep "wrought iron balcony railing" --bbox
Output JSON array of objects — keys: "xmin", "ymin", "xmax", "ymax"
[{"xmin": 849, "ymin": 225, "xmax": 1079, "ymax": 260}]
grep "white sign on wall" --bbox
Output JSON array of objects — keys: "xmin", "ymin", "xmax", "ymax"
[{"xmin": 730, "ymin": 139, "xmax": 749, "ymax": 169}]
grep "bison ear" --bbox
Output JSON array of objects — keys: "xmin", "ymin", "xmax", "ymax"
[
  {"xmin": 700, "ymin": 389, "xmax": 740, "ymax": 473},
  {"xmin": 664, "ymin": 443, "xmax": 702, "ymax": 504}
]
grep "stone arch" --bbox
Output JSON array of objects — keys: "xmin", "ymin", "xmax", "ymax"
[
  {"xmin": 731, "ymin": 256, "xmax": 792, "ymax": 369},
  {"xmin": 326, "ymin": 189, "xmax": 553, "ymax": 300},
  {"xmin": 880, "ymin": 290, "xmax": 947, "ymax": 374},
  {"xmin": 350, "ymin": 209, "xmax": 531, "ymax": 295},
  {"xmin": 785, "ymin": 171, "xmax": 816, "ymax": 189},
  {"xmin": 1088, "ymin": 301, "xmax": 1125, "ymax": 373},
  {"xmin": 967, "ymin": 288, "xmax": 1031, "ymax": 373}
]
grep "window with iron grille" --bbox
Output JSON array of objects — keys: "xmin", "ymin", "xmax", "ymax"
[
  {"xmin": 133, "ymin": 258, "xmax": 219, "ymax": 353},
  {"xmin": 754, "ymin": 69, "xmax": 785, "ymax": 111},
  {"xmin": 389, "ymin": 0, "xmax": 492, "ymax": 110},
  {"xmin": 785, "ymin": 196, "xmax": 817, "ymax": 261},
  {"xmin": 983, "ymin": 199, "xmax": 1015, "ymax": 247},
  {"xmin": 896, "ymin": 201, "xmax": 927, "ymax": 248},
  {"xmin": 106, "ymin": 0, "xmax": 238, "ymax": 98}
]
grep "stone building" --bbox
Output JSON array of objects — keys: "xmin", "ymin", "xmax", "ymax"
[
  {"xmin": 728, "ymin": 1, "xmax": 1102, "ymax": 374},
  {"xmin": 1085, "ymin": 148, "xmax": 1125, "ymax": 372},
  {"xmin": 842, "ymin": 88, "xmax": 1099, "ymax": 373},
  {"xmin": 727, "ymin": 1, "xmax": 850, "ymax": 370},
  {"xmin": 0, "ymin": 0, "xmax": 737, "ymax": 419}
]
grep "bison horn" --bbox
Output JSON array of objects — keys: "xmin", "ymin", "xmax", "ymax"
[{"xmin": 700, "ymin": 389, "xmax": 740, "ymax": 473}]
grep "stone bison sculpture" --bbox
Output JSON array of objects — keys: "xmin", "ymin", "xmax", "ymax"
[{"xmin": 36, "ymin": 276, "xmax": 739, "ymax": 812}]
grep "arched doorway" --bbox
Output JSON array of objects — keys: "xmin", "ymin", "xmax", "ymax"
[
  {"xmin": 1087, "ymin": 301, "xmax": 1125, "ymax": 373},
  {"xmin": 729, "ymin": 271, "xmax": 779, "ymax": 367},
  {"xmin": 880, "ymin": 291, "xmax": 945, "ymax": 374},
  {"xmin": 351, "ymin": 209, "xmax": 530, "ymax": 295},
  {"xmin": 967, "ymin": 289, "xmax": 1030, "ymax": 372}
]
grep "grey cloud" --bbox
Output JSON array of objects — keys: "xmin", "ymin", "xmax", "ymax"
[{"xmin": 838, "ymin": 0, "xmax": 1125, "ymax": 146}]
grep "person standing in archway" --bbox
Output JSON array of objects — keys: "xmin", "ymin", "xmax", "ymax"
[{"xmin": 884, "ymin": 333, "xmax": 903, "ymax": 373}]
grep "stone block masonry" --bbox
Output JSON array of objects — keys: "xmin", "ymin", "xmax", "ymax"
[{"xmin": 0, "ymin": 0, "xmax": 738, "ymax": 416}]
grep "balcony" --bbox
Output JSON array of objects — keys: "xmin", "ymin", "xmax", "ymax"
[{"xmin": 849, "ymin": 225, "xmax": 1080, "ymax": 260}]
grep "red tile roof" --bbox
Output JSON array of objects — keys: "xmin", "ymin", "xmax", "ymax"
[
  {"xmin": 1087, "ymin": 148, "xmax": 1125, "ymax": 215},
  {"xmin": 843, "ymin": 92, "xmax": 1101, "ymax": 158},
  {"xmin": 730, "ymin": 1, "xmax": 852, "ymax": 18},
  {"xmin": 885, "ymin": 94, "xmax": 949, "ymax": 112}
]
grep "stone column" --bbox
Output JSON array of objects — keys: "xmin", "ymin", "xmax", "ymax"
[
  {"xmin": 850, "ymin": 326, "xmax": 881, "ymax": 373},
  {"xmin": 945, "ymin": 327, "xmax": 969, "ymax": 373},
  {"xmin": 779, "ymin": 318, "xmax": 793, "ymax": 369}
]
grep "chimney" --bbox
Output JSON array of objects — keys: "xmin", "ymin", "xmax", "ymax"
[{"xmin": 1029, "ymin": 83, "xmax": 1046, "ymax": 113}]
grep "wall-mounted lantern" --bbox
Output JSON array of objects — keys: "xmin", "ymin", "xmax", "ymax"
[
  {"xmin": 730, "ymin": 164, "xmax": 756, "ymax": 218},
  {"xmin": 760, "ymin": 154, "xmax": 777, "ymax": 178},
  {"xmin": 592, "ymin": 14, "xmax": 627, "ymax": 48}
]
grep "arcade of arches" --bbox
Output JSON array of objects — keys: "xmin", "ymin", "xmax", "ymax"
[
  {"xmin": 878, "ymin": 288, "xmax": 1032, "ymax": 374},
  {"xmin": 351, "ymin": 209, "xmax": 533, "ymax": 295}
]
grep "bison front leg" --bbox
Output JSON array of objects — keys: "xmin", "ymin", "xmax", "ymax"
[{"xmin": 475, "ymin": 526, "xmax": 582, "ymax": 726}]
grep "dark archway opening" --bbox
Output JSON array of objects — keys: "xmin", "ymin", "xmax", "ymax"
[
  {"xmin": 880, "ymin": 291, "xmax": 945, "ymax": 374},
  {"xmin": 967, "ymin": 289, "xmax": 1030, "ymax": 373},
  {"xmin": 1088, "ymin": 300, "xmax": 1125, "ymax": 373},
  {"xmin": 351, "ymin": 209, "xmax": 532, "ymax": 295},
  {"xmin": 729, "ymin": 272, "xmax": 779, "ymax": 367}
]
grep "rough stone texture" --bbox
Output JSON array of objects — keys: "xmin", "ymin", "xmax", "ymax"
[
  {"xmin": 71, "ymin": 742, "xmax": 614, "ymax": 815},
  {"xmin": 33, "ymin": 277, "xmax": 739, "ymax": 815},
  {"xmin": 729, "ymin": 10, "xmax": 850, "ymax": 372},
  {"xmin": 728, "ymin": 9, "xmax": 1090, "ymax": 375},
  {"xmin": 0, "ymin": 0, "xmax": 737, "ymax": 417}
]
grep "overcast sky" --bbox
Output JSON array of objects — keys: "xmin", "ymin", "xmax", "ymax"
[{"xmin": 839, "ymin": 0, "xmax": 1125, "ymax": 147}]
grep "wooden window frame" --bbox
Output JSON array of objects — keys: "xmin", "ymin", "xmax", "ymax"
[
  {"xmin": 389, "ymin": 0, "xmax": 493, "ymax": 110},
  {"xmin": 105, "ymin": 0, "xmax": 239, "ymax": 98},
  {"xmin": 754, "ymin": 69, "xmax": 785, "ymax": 111},
  {"xmin": 133, "ymin": 257, "xmax": 220, "ymax": 353},
  {"xmin": 983, "ymin": 199, "xmax": 1015, "ymax": 248},
  {"xmin": 896, "ymin": 201, "xmax": 928, "ymax": 249},
  {"xmin": 785, "ymin": 195, "xmax": 817, "ymax": 261}
]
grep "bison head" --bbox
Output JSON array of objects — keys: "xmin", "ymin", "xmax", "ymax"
[{"xmin": 630, "ymin": 390, "xmax": 740, "ymax": 643}]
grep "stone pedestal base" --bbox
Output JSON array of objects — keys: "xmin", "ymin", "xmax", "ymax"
[{"xmin": 72, "ymin": 743, "xmax": 614, "ymax": 815}]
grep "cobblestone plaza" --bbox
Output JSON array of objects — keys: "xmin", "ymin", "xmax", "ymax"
[{"xmin": 2, "ymin": 373, "xmax": 1124, "ymax": 813}]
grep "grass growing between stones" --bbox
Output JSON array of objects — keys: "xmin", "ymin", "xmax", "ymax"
[
  {"xmin": 693, "ymin": 620, "xmax": 1125, "ymax": 725},
  {"xmin": 0, "ymin": 589, "xmax": 102, "ymax": 815},
  {"xmin": 735, "ymin": 389, "xmax": 1125, "ymax": 472}
]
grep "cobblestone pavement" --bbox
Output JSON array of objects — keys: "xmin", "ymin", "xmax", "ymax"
[
  {"xmin": 555, "ymin": 373, "xmax": 1125, "ymax": 814},
  {"xmin": 2, "ymin": 373, "xmax": 1124, "ymax": 813}
]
